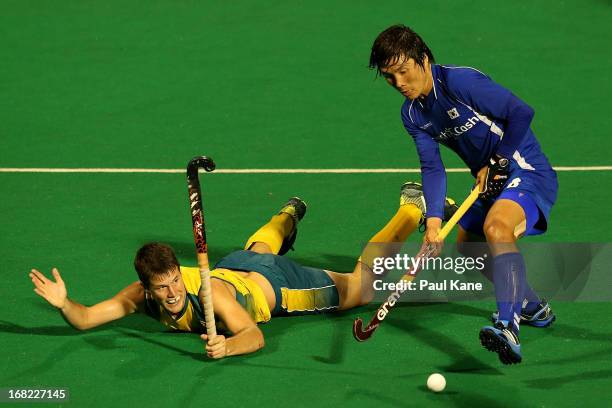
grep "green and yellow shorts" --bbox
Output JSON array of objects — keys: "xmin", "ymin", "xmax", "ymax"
[{"xmin": 214, "ymin": 250, "xmax": 339, "ymax": 316}]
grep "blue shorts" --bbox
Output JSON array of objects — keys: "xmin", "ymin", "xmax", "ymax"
[
  {"xmin": 459, "ymin": 167, "xmax": 558, "ymax": 236},
  {"xmin": 214, "ymin": 250, "xmax": 339, "ymax": 316}
]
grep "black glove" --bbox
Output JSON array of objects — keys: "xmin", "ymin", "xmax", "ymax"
[{"xmin": 480, "ymin": 156, "xmax": 510, "ymax": 200}]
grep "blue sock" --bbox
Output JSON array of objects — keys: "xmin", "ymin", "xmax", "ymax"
[
  {"xmin": 483, "ymin": 257, "xmax": 539, "ymax": 313},
  {"xmin": 493, "ymin": 252, "xmax": 527, "ymax": 336},
  {"xmin": 480, "ymin": 256, "xmax": 494, "ymax": 282},
  {"xmin": 523, "ymin": 285, "xmax": 541, "ymax": 314},
  {"xmin": 484, "ymin": 256, "xmax": 539, "ymax": 314}
]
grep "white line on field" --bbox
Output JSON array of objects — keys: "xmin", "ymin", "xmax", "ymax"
[{"xmin": 0, "ymin": 166, "xmax": 611, "ymax": 174}]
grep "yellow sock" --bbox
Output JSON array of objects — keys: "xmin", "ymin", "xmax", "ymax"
[
  {"xmin": 359, "ymin": 204, "xmax": 422, "ymax": 270},
  {"xmin": 244, "ymin": 214, "xmax": 294, "ymax": 254},
  {"xmin": 370, "ymin": 204, "xmax": 422, "ymax": 243}
]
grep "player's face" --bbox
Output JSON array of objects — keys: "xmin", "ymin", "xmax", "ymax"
[
  {"xmin": 148, "ymin": 268, "xmax": 187, "ymax": 315},
  {"xmin": 380, "ymin": 55, "xmax": 432, "ymax": 100}
]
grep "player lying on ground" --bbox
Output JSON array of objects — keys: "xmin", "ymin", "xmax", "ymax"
[
  {"xmin": 369, "ymin": 25, "xmax": 558, "ymax": 364},
  {"xmin": 30, "ymin": 182, "xmax": 455, "ymax": 359}
]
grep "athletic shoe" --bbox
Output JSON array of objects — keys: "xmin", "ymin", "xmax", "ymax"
[
  {"xmin": 400, "ymin": 182, "xmax": 427, "ymax": 213},
  {"xmin": 278, "ymin": 197, "xmax": 307, "ymax": 255},
  {"xmin": 399, "ymin": 182, "xmax": 459, "ymax": 226},
  {"xmin": 491, "ymin": 299, "xmax": 556, "ymax": 328},
  {"xmin": 479, "ymin": 321, "xmax": 522, "ymax": 365}
]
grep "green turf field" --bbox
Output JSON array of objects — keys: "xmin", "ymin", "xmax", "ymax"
[{"xmin": 2, "ymin": 1, "xmax": 612, "ymax": 407}]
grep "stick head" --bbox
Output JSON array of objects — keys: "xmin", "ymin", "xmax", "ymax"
[
  {"xmin": 187, "ymin": 156, "xmax": 216, "ymax": 178},
  {"xmin": 186, "ymin": 156, "xmax": 215, "ymax": 255},
  {"xmin": 353, "ymin": 317, "xmax": 379, "ymax": 342}
]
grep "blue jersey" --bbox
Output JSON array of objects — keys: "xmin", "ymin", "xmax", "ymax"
[{"xmin": 402, "ymin": 64, "xmax": 555, "ymax": 219}]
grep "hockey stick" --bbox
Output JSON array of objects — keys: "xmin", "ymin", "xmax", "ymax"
[
  {"xmin": 353, "ymin": 186, "xmax": 480, "ymax": 342},
  {"xmin": 186, "ymin": 156, "xmax": 217, "ymax": 338}
]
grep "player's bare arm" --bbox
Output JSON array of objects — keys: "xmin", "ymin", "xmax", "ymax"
[
  {"xmin": 30, "ymin": 268, "xmax": 144, "ymax": 330},
  {"xmin": 200, "ymin": 278, "xmax": 264, "ymax": 359}
]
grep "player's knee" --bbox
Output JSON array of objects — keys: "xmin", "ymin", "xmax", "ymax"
[
  {"xmin": 483, "ymin": 219, "xmax": 515, "ymax": 243},
  {"xmin": 338, "ymin": 275, "xmax": 372, "ymax": 310},
  {"xmin": 359, "ymin": 287, "xmax": 374, "ymax": 306}
]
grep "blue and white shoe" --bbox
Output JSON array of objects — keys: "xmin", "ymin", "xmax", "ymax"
[
  {"xmin": 491, "ymin": 299, "xmax": 556, "ymax": 328},
  {"xmin": 479, "ymin": 322, "xmax": 522, "ymax": 365}
]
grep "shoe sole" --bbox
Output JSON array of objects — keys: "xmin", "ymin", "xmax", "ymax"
[
  {"xmin": 526, "ymin": 314, "xmax": 556, "ymax": 328},
  {"xmin": 479, "ymin": 328, "xmax": 522, "ymax": 365}
]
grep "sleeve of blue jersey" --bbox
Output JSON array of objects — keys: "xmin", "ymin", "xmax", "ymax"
[
  {"xmin": 444, "ymin": 67, "xmax": 514, "ymax": 122},
  {"xmin": 444, "ymin": 66, "xmax": 535, "ymax": 159},
  {"xmin": 401, "ymin": 106, "xmax": 447, "ymax": 219}
]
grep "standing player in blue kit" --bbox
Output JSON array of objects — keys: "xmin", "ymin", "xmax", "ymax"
[{"xmin": 369, "ymin": 24, "xmax": 558, "ymax": 364}]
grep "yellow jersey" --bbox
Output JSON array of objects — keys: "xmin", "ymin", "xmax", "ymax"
[{"xmin": 143, "ymin": 266, "xmax": 271, "ymax": 332}]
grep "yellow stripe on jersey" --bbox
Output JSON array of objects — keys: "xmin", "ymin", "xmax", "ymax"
[{"xmin": 280, "ymin": 285, "xmax": 339, "ymax": 313}]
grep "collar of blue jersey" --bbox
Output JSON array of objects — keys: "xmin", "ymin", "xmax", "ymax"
[{"xmin": 415, "ymin": 64, "xmax": 439, "ymax": 109}]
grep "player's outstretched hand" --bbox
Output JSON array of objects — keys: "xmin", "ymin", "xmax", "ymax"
[
  {"xmin": 201, "ymin": 333, "xmax": 227, "ymax": 359},
  {"xmin": 30, "ymin": 268, "xmax": 67, "ymax": 309}
]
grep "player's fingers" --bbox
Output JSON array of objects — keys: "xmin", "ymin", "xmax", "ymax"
[
  {"xmin": 418, "ymin": 241, "xmax": 428, "ymax": 256},
  {"xmin": 33, "ymin": 287, "xmax": 46, "ymax": 298},
  {"xmin": 206, "ymin": 345, "xmax": 219, "ymax": 355},
  {"xmin": 30, "ymin": 269, "xmax": 49, "ymax": 284},
  {"xmin": 207, "ymin": 335, "xmax": 222, "ymax": 346},
  {"xmin": 427, "ymin": 242, "xmax": 438, "ymax": 257},
  {"xmin": 200, "ymin": 334, "xmax": 208, "ymax": 342},
  {"xmin": 207, "ymin": 340, "xmax": 223, "ymax": 352},
  {"xmin": 31, "ymin": 279, "xmax": 44, "ymax": 291},
  {"xmin": 31, "ymin": 275, "xmax": 46, "ymax": 289},
  {"xmin": 210, "ymin": 340, "xmax": 225, "ymax": 352},
  {"xmin": 210, "ymin": 347, "xmax": 225, "ymax": 358},
  {"xmin": 52, "ymin": 268, "xmax": 63, "ymax": 283},
  {"xmin": 205, "ymin": 337, "xmax": 222, "ymax": 349}
]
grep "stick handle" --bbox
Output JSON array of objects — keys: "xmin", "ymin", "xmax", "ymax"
[
  {"xmin": 186, "ymin": 156, "xmax": 217, "ymax": 337},
  {"xmin": 197, "ymin": 253, "xmax": 217, "ymax": 338},
  {"xmin": 437, "ymin": 186, "xmax": 481, "ymax": 241}
]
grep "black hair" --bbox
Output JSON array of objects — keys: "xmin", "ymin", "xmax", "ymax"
[{"xmin": 369, "ymin": 24, "xmax": 435, "ymax": 75}]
